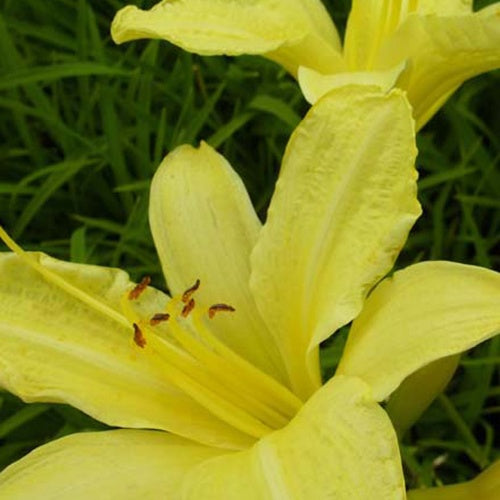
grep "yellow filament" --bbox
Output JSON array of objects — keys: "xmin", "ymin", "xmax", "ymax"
[
  {"xmin": 120, "ymin": 290, "xmax": 197, "ymax": 365},
  {"xmin": 0, "ymin": 226, "xmax": 296, "ymax": 439},
  {"xmin": 0, "ymin": 226, "xmax": 131, "ymax": 330},
  {"xmin": 168, "ymin": 298, "xmax": 293, "ymax": 426},
  {"xmin": 123, "ymin": 292, "xmax": 288, "ymax": 431},
  {"xmin": 192, "ymin": 311, "xmax": 303, "ymax": 414},
  {"xmin": 120, "ymin": 292, "xmax": 140, "ymax": 324},
  {"xmin": 166, "ymin": 315, "xmax": 290, "ymax": 429},
  {"xmin": 146, "ymin": 334, "xmax": 273, "ymax": 439}
]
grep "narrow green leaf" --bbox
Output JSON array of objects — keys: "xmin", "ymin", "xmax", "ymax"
[{"xmin": 0, "ymin": 63, "xmax": 130, "ymax": 91}]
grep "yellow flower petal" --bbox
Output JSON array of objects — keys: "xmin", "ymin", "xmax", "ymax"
[
  {"xmin": 344, "ymin": 0, "xmax": 475, "ymax": 72},
  {"xmin": 184, "ymin": 376, "xmax": 405, "ymax": 499},
  {"xmin": 298, "ymin": 63, "xmax": 405, "ymax": 104},
  {"xmin": 343, "ymin": 0, "xmax": 415, "ymax": 70},
  {"xmin": 337, "ymin": 261, "xmax": 500, "ymax": 401},
  {"xmin": 111, "ymin": 0, "xmax": 343, "ymax": 75},
  {"xmin": 250, "ymin": 85, "xmax": 420, "ymax": 398},
  {"xmin": 296, "ymin": 0, "xmax": 342, "ymax": 51},
  {"xmin": 0, "ymin": 251, "xmax": 253, "ymax": 450},
  {"xmin": 408, "ymin": 460, "xmax": 500, "ymax": 500},
  {"xmin": 386, "ymin": 355, "xmax": 460, "ymax": 437},
  {"xmin": 417, "ymin": 0, "xmax": 472, "ymax": 15},
  {"xmin": 0, "ymin": 429, "xmax": 224, "ymax": 499},
  {"xmin": 149, "ymin": 142, "xmax": 288, "ymax": 384},
  {"xmin": 381, "ymin": 9, "xmax": 500, "ymax": 129}
]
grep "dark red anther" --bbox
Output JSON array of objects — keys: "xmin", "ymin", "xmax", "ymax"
[
  {"xmin": 181, "ymin": 298, "xmax": 195, "ymax": 317},
  {"xmin": 208, "ymin": 304, "xmax": 235, "ymax": 319},
  {"xmin": 128, "ymin": 276, "xmax": 151, "ymax": 300},
  {"xmin": 182, "ymin": 279, "xmax": 200, "ymax": 303},
  {"xmin": 133, "ymin": 323, "xmax": 146, "ymax": 348},
  {"xmin": 149, "ymin": 313, "xmax": 170, "ymax": 326}
]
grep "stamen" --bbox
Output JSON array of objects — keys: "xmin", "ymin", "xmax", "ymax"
[
  {"xmin": 182, "ymin": 279, "xmax": 200, "ymax": 303},
  {"xmin": 126, "ymin": 282, "xmax": 301, "ymax": 434},
  {"xmin": 2, "ymin": 225, "xmax": 293, "ymax": 439},
  {"xmin": 181, "ymin": 298, "xmax": 195, "ymax": 318},
  {"xmin": 208, "ymin": 303, "xmax": 236, "ymax": 319},
  {"xmin": 155, "ymin": 318, "xmax": 289, "ymax": 431},
  {"xmin": 128, "ymin": 276, "xmax": 151, "ymax": 300},
  {"xmin": 133, "ymin": 323, "xmax": 146, "ymax": 348},
  {"xmin": 149, "ymin": 313, "xmax": 170, "ymax": 326},
  {"xmin": 147, "ymin": 333, "xmax": 273, "ymax": 439},
  {"xmin": 191, "ymin": 311, "xmax": 303, "ymax": 416}
]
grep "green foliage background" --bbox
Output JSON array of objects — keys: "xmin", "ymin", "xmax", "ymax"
[{"xmin": 0, "ymin": 0, "xmax": 498, "ymax": 490}]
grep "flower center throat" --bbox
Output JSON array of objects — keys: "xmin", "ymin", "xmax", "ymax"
[{"xmin": 122, "ymin": 277, "xmax": 302, "ymax": 443}]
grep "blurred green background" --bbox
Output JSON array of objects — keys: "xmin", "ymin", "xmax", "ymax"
[{"xmin": 0, "ymin": 0, "xmax": 498, "ymax": 490}]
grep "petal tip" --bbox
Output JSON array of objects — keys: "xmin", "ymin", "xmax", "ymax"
[{"xmin": 110, "ymin": 5, "xmax": 143, "ymax": 45}]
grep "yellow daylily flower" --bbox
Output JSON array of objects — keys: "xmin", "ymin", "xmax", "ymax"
[
  {"xmin": 0, "ymin": 86, "xmax": 500, "ymax": 498},
  {"xmin": 111, "ymin": 0, "xmax": 500, "ymax": 130}
]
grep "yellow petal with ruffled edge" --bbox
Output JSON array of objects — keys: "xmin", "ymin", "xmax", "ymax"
[
  {"xmin": 337, "ymin": 261, "xmax": 500, "ymax": 401},
  {"xmin": 111, "ymin": 0, "xmax": 343, "ymax": 75},
  {"xmin": 0, "ymin": 250, "xmax": 253, "ymax": 450},
  {"xmin": 408, "ymin": 460, "xmax": 500, "ymax": 499},
  {"xmin": 298, "ymin": 63, "xmax": 405, "ymax": 104},
  {"xmin": 380, "ymin": 7, "xmax": 500, "ymax": 129},
  {"xmin": 250, "ymin": 85, "xmax": 420, "ymax": 399},
  {"xmin": 183, "ymin": 375, "xmax": 405, "ymax": 499},
  {"xmin": 0, "ymin": 430, "xmax": 224, "ymax": 499},
  {"xmin": 149, "ymin": 142, "xmax": 288, "ymax": 384}
]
